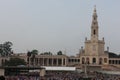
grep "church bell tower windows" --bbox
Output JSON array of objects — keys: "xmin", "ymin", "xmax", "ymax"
[
  {"xmin": 91, "ymin": 6, "xmax": 98, "ymax": 40},
  {"xmin": 93, "ymin": 29, "xmax": 96, "ymax": 35}
]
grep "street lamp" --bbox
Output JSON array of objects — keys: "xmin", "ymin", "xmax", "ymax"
[{"xmin": 84, "ymin": 62, "xmax": 88, "ymax": 78}]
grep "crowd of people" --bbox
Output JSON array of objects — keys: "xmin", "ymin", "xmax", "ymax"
[
  {"xmin": 1, "ymin": 71, "xmax": 120, "ymax": 80},
  {"xmin": 5, "ymin": 76, "xmax": 41, "ymax": 80},
  {"xmin": 45, "ymin": 71, "xmax": 120, "ymax": 80}
]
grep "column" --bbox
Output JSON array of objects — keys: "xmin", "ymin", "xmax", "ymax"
[
  {"xmin": 40, "ymin": 58, "xmax": 42, "ymax": 65},
  {"xmin": 47, "ymin": 58, "xmax": 49, "ymax": 66},
  {"xmin": 56, "ymin": 58, "xmax": 58, "ymax": 66},
  {"xmin": 63, "ymin": 58, "xmax": 65, "ymax": 66},
  {"xmin": 38, "ymin": 58, "xmax": 40, "ymax": 66},
  {"xmin": 44, "ymin": 58, "xmax": 47, "ymax": 66},
  {"xmin": 43, "ymin": 58, "xmax": 44, "ymax": 66},
  {"xmin": 61, "ymin": 58, "xmax": 63, "ymax": 66},
  {"xmin": 115, "ymin": 60, "xmax": 117, "ymax": 64},
  {"xmin": 117, "ymin": 60, "xmax": 119, "ymax": 65},
  {"xmin": 52, "ymin": 58, "xmax": 53, "ymax": 66},
  {"xmin": 113, "ymin": 60, "xmax": 115, "ymax": 64}
]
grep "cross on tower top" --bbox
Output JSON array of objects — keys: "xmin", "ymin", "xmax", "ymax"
[{"xmin": 94, "ymin": 5, "xmax": 96, "ymax": 13}]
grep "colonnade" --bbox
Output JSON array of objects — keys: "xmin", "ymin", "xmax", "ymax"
[
  {"xmin": 30, "ymin": 57, "xmax": 66, "ymax": 66},
  {"xmin": 109, "ymin": 59, "xmax": 120, "ymax": 65}
]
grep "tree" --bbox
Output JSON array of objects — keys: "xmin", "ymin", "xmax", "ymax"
[
  {"xmin": 57, "ymin": 51, "xmax": 63, "ymax": 55},
  {"xmin": 31, "ymin": 49, "xmax": 38, "ymax": 55},
  {"xmin": 40, "ymin": 52, "xmax": 52, "ymax": 55},
  {"xmin": 27, "ymin": 51, "xmax": 31, "ymax": 66},
  {"xmin": 4, "ymin": 58, "xmax": 26, "ymax": 66},
  {"xmin": 29, "ymin": 49, "xmax": 39, "ymax": 66},
  {"xmin": 0, "ymin": 41, "xmax": 13, "ymax": 57}
]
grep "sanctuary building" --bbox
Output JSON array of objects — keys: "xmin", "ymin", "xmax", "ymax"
[
  {"xmin": 79, "ymin": 7, "xmax": 108, "ymax": 66},
  {"xmin": 0, "ymin": 7, "xmax": 120, "ymax": 71}
]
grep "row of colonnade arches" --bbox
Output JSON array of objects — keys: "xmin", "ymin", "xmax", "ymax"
[{"xmin": 81, "ymin": 57, "xmax": 107, "ymax": 65}]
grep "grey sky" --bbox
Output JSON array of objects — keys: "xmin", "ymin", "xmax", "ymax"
[{"xmin": 0, "ymin": 0, "xmax": 120, "ymax": 55}]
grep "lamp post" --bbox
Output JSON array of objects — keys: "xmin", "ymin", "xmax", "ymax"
[{"xmin": 84, "ymin": 62, "xmax": 88, "ymax": 78}]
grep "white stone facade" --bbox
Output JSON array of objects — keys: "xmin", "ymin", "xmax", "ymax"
[{"xmin": 79, "ymin": 7, "xmax": 109, "ymax": 65}]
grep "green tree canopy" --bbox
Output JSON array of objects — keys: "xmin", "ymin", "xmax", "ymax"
[
  {"xmin": 31, "ymin": 49, "xmax": 38, "ymax": 55},
  {"xmin": 29, "ymin": 49, "xmax": 39, "ymax": 62},
  {"xmin": 0, "ymin": 41, "xmax": 13, "ymax": 57},
  {"xmin": 4, "ymin": 58, "xmax": 26, "ymax": 66},
  {"xmin": 27, "ymin": 49, "xmax": 39, "ymax": 66},
  {"xmin": 40, "ymin": 52, "xmax": 52, "ymax": 55},
  {"xmin": 57, "ymin": 51, "xmax": 63, "ymax": 55}
]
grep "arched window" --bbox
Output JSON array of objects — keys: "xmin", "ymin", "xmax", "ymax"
[
  {"xmin": 104, "ymin": 58, "xmax": 107, "ymax": 63},
  {"xmin": 93, "ymin": 58, "xmax": 96, "ymax": 64},
  {"xmin": 93, "ymin": 30, "xmax": 96, "ymax": 35},
  {"xmin": 109, "ymin": 60, "xmax": 112, "ymax": 64}
]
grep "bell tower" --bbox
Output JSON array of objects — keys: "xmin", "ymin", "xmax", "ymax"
[
  {"xmin": 91, "ymin": 6, "xmax": 99, "ymax": 41},
  {"xmin": 80, "ymin": 6, "xmax": 108, "ymax": 65}
]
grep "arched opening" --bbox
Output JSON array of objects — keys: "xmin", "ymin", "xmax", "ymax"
[
  {"xmin": 99, "ymin": 58, "xmax": 103, "ymax": 65},
  {"xmin": 104, "ymin": 58, "xmax": 107, "ymax": 63},
  {"xmin": 82, "ymin": 57, "xmax": 85, "ymax": 64},
  {"xmin": 93, "ymin": 30, "xmax": 96, "ymax": 35},
  {"xmin": 93, "ymin": 58, "xmax": 96, "ymax": 64}
]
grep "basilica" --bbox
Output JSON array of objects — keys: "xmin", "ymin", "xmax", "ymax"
[{"xmin": 0, "ymin": 7, "xmax": 120, "ymax": 71}]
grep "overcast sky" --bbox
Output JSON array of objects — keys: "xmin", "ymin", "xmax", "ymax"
[{"xmin": 0, "ymin": 0, "xmax": 120, "ymax": 55}]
